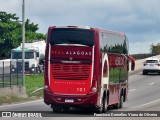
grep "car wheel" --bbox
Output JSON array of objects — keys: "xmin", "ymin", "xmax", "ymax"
[{"xmin": 143, "ymin": 71, "xmax": 147, "ymax": 75}]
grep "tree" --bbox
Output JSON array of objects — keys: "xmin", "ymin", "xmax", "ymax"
[
  {"xmin": 0, "ymin": 11, "xmax": 46, "ymax": 57},
  {"xmin": 150, "ymin": 43, "xmax": 160, "ymax": 55}
]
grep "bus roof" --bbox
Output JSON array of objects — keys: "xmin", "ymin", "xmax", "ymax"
[
  {"xmin": 49, "ymin": 26, "xmax": 126, "ymax": 37},
  {"xmin": 96, "ymin": 28, "xmax": 126, "ymax": 37}
]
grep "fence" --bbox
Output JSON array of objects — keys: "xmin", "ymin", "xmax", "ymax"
[
  {"xmin": 0, "ymin": 61, "xmax": 22, "ymax": 88},
  {"xmin": 0, "ymin": 60, "xmax": 44, "ymax": 88}
]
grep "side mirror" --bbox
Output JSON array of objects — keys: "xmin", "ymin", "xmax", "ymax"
[
  {"xmin": 128, "ymin": 55, "xmax": 135, "ymax": 71},
  {"xmin": 131, "ymin": 62, "xmax": 135, "ymax": 71}
]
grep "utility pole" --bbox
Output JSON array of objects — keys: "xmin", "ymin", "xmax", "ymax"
[{"xmin": 22, "ymin": 0, "xmax": 25, "ymax": 86}]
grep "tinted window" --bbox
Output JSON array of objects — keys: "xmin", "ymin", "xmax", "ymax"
[
  {"xmin": 50, "ymin": 28, "xmax": 94, "ymax": 46},
  {"xmin": 12, "ymin": 52, "xmax": 34, "ymax": 59},
  {"xmin": 100, "ymin": 32, "xmax": 128, "ymax": 54},
  {"xmin": 109, "ymin": 68, "xmax": 120, "ymax": 83},
  {"xmin": 146, "ymin": 60, "xmax": 158, "ymax": 63}
]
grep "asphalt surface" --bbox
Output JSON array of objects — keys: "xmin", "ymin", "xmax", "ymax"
[
  {"xmin": 124, "ymin": 72, "xmax": 160, "ymax": 111},
  {"xmin": 0, "ymin": 71, "xmax": 160, "ymax": 120}
]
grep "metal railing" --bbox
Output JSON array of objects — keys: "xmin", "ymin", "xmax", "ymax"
[
  {"xmin": 0, "ymin": 61, "xmax": 22, "ymax": 88},
  {"xmin": 0, "ymin": 60, "xmax": 44, "ymax": 88}
]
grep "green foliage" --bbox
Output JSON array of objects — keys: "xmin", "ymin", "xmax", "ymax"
[
  {"xmin": 25, "ymin": 74, "xmax": 44, "ymax": 97},
  {"xmin": 0, "ymin": 74, "xmax": 44, "ymax": 105},
  {"xmin": 0, "ymin": 11, "xmax": 46, "ymax": 57},
  {"xmin": 151, "ymin": 43, "xmax": 160, "ymax": 55}
]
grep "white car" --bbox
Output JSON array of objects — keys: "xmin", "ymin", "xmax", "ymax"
[{"xmin": 143, "ymin": 57, "xmax": 160, "ymax": 75}]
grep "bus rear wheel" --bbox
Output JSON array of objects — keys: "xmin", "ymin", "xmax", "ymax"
[
  {"xmin": 62, "ymin": 106, "xmax": 70, "ymax": 112},
  {"xmin": 102, "ymin": 96, "xmax": 108, "ymax": 113},
  {"xmin": 98, "ymin": 95, "xmax": 108, "ymax": 113},
  {"xmin": 114, "ymin": 95, "xmax": 123, "ymax": 109}
]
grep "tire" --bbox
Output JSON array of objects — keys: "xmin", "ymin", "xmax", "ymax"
[
  {"xmin": 119, "ymin": 95, "xmax": 124, "ymax": 109},
  {"xmin": 52, "ymin": 106, "xmax": 62, "ymax": 113},
  {"xmin": 38, "ymin": 65, "xmax": 44, "ymax": 73},
  {"xmin": 143, "ymin": 71, "xmax": 147, "ymax": 75},
  {"xmin": 36, "ymin": 67, "xmax": 40, "ymax": 74},
  {"xmin": 143, "ymin": 71, "xmax": 145, "ymax": 75},
  {"xmin": 102, "ymin": 95, "xmax": 108, "ymax": 113},
  {"xmin": 62, "ymin": 106, "xmax": 70, "ymax": 112},
  {"xmin": 97, "ymin": 95, "xmax": 108, "ymax": 113},
  {"xmin": 114, "ymin": 95, "xmax": 124, "ymax": 109}
]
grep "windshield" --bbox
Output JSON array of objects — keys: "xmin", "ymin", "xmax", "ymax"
[
  {"xmin": 12, "ymin": 52, "xmax": 34, "ymax": 59},
  {"xmin": 50, "ymin": 28, "xmax": 94, "ymax": 46}
]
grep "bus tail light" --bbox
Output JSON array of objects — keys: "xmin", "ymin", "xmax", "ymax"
[
  {"xmin": 44, "ymin": 61, "xmax": 49, "ymax": 86},
  {"xmin": 44, "ymin": 44, "xmax": 50, "ymax": 86},
  {"xmin": 44, "ymin": 85, "xmax": 48, "ymax": 89},
  {"xmin": 89, "ymin": 79, "xmax": 97, "ymax": 93},
  {"xmin": 92, "ymin": 87, "xmax": 97, "ymax": 92},
  {"xmin": 44, "ymin": 70, "xmax": 49, "ymax": 86}
]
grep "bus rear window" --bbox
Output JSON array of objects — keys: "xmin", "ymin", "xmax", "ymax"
[{"xmin": 50, "ymin": 28, "xmax": 94, "ymax": 46}]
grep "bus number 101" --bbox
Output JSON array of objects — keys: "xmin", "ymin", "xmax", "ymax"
[{"xmin": 77, "ymin": 88, "xmax": 86, "ymax": 92}]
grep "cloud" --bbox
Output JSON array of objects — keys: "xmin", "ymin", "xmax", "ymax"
[{"xmin": 129, "ymin": 38, "xmax": 160, "ymax": 54}]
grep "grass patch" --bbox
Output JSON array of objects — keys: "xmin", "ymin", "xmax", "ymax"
[
  {"xmin": 0, "ymin": 95, "xmax": 32, "ymax": 105},
  {"xmin": 25, "ymin": 74, "xmax": 44, "ymax": 97},
  {"xmin": 0, "ymin": 74, "xmax": 44, "ymax": 105}
]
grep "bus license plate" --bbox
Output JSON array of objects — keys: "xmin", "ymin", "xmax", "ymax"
[{"xmin": 65, "ymin": 99, "xmax": 74, "ymax": 103}]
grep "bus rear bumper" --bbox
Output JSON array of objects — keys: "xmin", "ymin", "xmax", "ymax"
[{"xmin": 44, "ymin": 88, "xmax": 99, "ymax": 108}]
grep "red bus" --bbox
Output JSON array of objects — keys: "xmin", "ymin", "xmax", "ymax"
[{"xmin": 44, "ymin": 26, "xmax": 135, "ymax": 113}]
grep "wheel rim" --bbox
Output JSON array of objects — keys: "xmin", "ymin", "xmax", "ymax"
[
  {"xmin": 104, "ymin": 98, "xmax": 108, "ymax": 110},
  {"xmin": 102, "ymin": 96, "xmax": 107, "ymax": 113},
  {"xmin": 120, "ymin": 95, "xmax": 123, "ymax": 108}
]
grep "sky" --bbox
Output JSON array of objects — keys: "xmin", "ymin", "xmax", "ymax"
[{"xmin": 0, "ymin": 0, "xmax": 160, "ymax": 54}]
